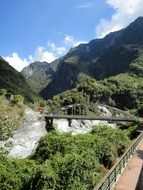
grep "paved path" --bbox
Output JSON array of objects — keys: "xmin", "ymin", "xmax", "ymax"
[{"xmin": 115, "ymin": 140, "xmax": 143, "ymax": 190}]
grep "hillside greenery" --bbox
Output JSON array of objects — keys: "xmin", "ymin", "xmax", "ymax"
[
  {"xmin": 0, "ymin": 57, "xmax": 40, "ymax": 103},
  {"xmin": 0, "ymin": 124, "xmax": 139, "ymax": 190},
  {"xmin": 45, "ymin": 71, "xmax": 143, "ymax": 116},
  {"xmin": 0, "ymin": 93, "xmax": 25, "ymax": 141},
  {"xmin": 38, "ymin": 17, "xmax": 143, "ymax": 100}
]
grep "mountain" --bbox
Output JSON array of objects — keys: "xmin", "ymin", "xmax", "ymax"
[
  {"xmin": 21, "ymin": 59, "xmax": 61, "ymax": 93},
  {"xmin": 88, "ymin": 16, "xmax": 143, "ymax": 79},
  {"xmin": 39, "ymin": 17, "xmax": 143, "ymax": 99},
  {"xmin": 0, "ymin": 57, "xmax": 38, "ymax": 102}
]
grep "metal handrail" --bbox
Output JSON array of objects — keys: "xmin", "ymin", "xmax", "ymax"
[{"xmin": 94, "ymin": 131, "xmax": 143, "ymax": 190}]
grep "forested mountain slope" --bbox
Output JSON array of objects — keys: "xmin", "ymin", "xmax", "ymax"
[
  {"xmin": 40, "ymin": 17, "xmax": 143, "ymax": 99},
  {"xmin": 0, "ymin": 57, "xmax": 38, "ymax": 102}
]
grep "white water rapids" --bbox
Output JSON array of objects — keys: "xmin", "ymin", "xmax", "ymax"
[{"xmin": 0, "ymin": 108, "xmax": 47, "ymax": 158}]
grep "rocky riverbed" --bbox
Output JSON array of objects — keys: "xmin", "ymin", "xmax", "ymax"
[
  {"xmin": 0, "ymin": 108, "xmax": 47, "ymax": 158},
  {"xmin": 53, "ymin": 119, "xmax": 115, "ymax": 135}
]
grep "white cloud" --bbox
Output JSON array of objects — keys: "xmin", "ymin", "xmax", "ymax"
[
  {"xmin": 47, "ymin": 42, "xmax": 66, "ymax": 55},
  {"xmin": 3, "ymin": 35, "xmax": 87, "ymax": 71},
  {"xmin": 4, "ymin": 47, "xmax": 56, "ymax": 72},
  {"xmin": 77, "ymin": 2, "xmax": 94, "ymax": 9},
  {"xmin": 4, "ymin": 53, "xmax": 29, "ymax": 72},
  {"xmin": 96, "ymin": 0, "xmax": 143, "ymax": 38},
  {"xmin": 64, "ymin": 35, "xmax": 87, "ymax": 47},
  {"xmin": 29, "ymin": 46, "xmax": 56, "ymax": 63}
]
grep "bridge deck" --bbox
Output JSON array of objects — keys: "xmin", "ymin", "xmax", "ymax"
[
  {"xmin": 115, "ymin": 139, "xmax": 143, "ymax": 190},
  {"xmin": 45, "ymin": 114, "xmax": 139, "ymax": 122}
]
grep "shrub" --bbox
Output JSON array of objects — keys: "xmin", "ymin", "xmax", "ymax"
[
  {"xmin": 0, "ymin": 119, "xmax": 16, "ymax": 141},
  {"xmin": 0, "ymin": 157, "xmax": 37, "ymax": 190},
  {"xmin": 12, "ymin": 95, "xmax": 24, "ymax": 104},
  {"xmin": 0, "ymin": 88, "xmax": 7, "ymax": 95}
]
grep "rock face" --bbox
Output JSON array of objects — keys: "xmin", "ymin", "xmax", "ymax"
[
  {"xmin": 21, "ymin": 59, "xmax": 61, "ymax": 93},
  {"xmin": 40, "ymin": 60, "xmax": 80, "ymax": 99},
  {"xmin": 53, "ymin": 119, "xmax": 114, "ymax": 135},
  {"xmin": 0, "ymin": 108, "xmax": 47, "ymax": 158},
  {"xmin": 21, "ymin": 61, "xmax": 53, "ymax": 93},
  {"xmin": 53, "ymin": 106, "xmax": 115, "ymax": 135}
]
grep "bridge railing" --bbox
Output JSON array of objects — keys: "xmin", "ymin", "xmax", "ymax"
[
  {"xmin": 53, "ymin": 103, "xmax": 138, "ymax": 117},
  {"xmin": 53, "ymin": 103, "xmax": 88, "ymax": 116},
  {"xmin": 94, "ymin": 131, "xmax": 143, "ymax": 190},
  {"xmin": 48, "ymin": 103, "xmax": 142, "ymax": 122}
]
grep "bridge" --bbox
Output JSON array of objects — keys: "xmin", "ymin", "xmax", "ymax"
[{"xmin": 44, "ymin": 103, "xmax": 142, "ymax": 129}]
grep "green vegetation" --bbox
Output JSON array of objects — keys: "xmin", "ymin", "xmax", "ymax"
[
  {"xmin": 0, "ymin": 125, "xmax": 139, "ymax": 190},
  {"xmin": 137, "ymin": 104, "xmax": 143, "ymax": 117},
  {"xmin": 47, "ymin": 88, "xmax": 89, "ymax": 112},
  {"xmin": 0, "ymin": 157, "xmax": 37, "ymax": 190},
  {"xmin": 88, "ymin": 45, "xmax": 139, "ymax": 79},
  {"xmin": 12, "ymin": 95, "xmax": 24, "ymax": 105},
  {"xmin": 46, "ymin": 71, "xmax": 143, "ymax": 114},
  {"xmin": 0, "ymin": 93, "xmax": 25, "ymax": 141},
  {"xmin": 33, "ymin": 126, "xmax": 130, "ymax": 166},
  {"xmin": 0, "ymin": 88, "xmax": 7, "ymax": 95},
  {"xmin": 0, "ymin": 57, "xmax": 40, "ymax": 103},
  {"xmin": 101, "ymin": 73, "xmax": 143, "ymax": 109}
]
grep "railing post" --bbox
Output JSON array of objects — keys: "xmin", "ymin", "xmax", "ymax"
[
  {"xmin": 123, "ymin": 156, "xmax": 125, "ymax": 167},
  {"xmin": 79, "ymin": 106, "xmax": 81, "ymax": 115},
  {"xmin": 81, "ymin": 105, "xmax": 84, "ymax": 115},
  {"xmin": 108, "ymin": 176, "xmax": 110, "ymax": 190},
  {"xmin": 73, "ymin": 106, "xmax": 75, "ymax": 115},
  {"xmin": 119, "ymin": 161, "xmax": 121, "ymax": 174},
  {"xmin": 114, "ymin": 167, "xmax": 117, "ymax": 181}
]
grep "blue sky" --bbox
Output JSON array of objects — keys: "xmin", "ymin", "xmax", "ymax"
[{"xmin": 1, "ymin": 0, "xmax": 143, "ymax": 71}]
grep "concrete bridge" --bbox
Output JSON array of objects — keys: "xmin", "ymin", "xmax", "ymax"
[{"xmin": 44, "ymin": 103, "xmax": 142, "ymax": 130}]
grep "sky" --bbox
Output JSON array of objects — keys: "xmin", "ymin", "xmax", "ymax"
[{"xmin": 1, "ymin": 0, "xmax": 143, "ymax": 71}]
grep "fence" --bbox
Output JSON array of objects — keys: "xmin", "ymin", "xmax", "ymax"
[{"xmin": 94, "ymin": 131, "xmax": 143, "ymax": 190}]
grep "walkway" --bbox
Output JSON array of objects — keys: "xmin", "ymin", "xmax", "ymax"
[
  {"xmin": 115, "ymin": 140, "xmax": 143, "ymax": 190},
  {"xmin": 45, "ymin": 114, "xmax": 138, "ymax": 122}
]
